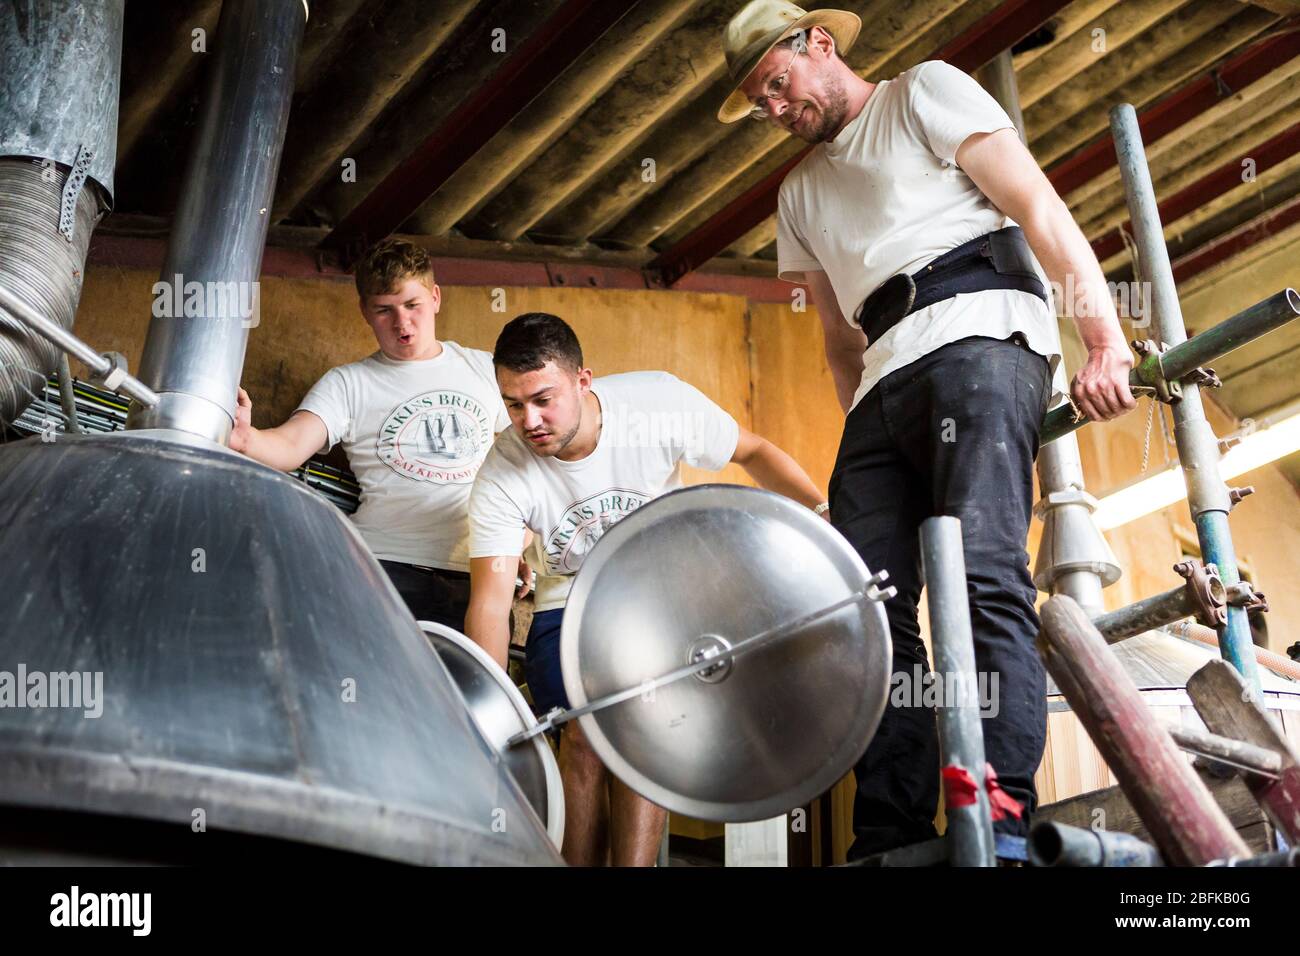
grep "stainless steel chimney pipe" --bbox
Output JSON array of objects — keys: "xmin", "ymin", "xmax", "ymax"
[{"xmin": 128, "ymin": 0, "xmax": 307, "ymax": 441}]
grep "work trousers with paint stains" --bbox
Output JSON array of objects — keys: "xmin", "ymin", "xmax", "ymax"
[{"xmin": 828, "ymin": 333, "xmax": 1052, "ymax": 860}]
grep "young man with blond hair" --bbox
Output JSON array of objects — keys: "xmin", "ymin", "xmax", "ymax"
[
  {"xmin": 230, "ymin": 238, "xmax": 524, "ymax": 630},
  {"xmin": 466, "ymin": 312, "xmax": 829, "ymax": 866},
  {"xmin": 718, "ymin": 1, "xmax": 1137, "ymax": 858}
]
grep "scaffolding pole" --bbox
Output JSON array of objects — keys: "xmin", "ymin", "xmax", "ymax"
[{"xmin": 1107, "ymin": 103, "xmax": 1263, "ymax": 694}]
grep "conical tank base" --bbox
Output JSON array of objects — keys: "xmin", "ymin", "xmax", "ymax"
[{"xmin": 0, "ymin": 431, "xmax": 559, "ymax": 865}]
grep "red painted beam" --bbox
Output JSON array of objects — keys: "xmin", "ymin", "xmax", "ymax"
[
  {"xmin": 1091, "ymin": 122, "xmax": 1300, "ymax": 262},
  {"xmin": 937, "ymin": 0, "xmax": 1073, "ymax": 73},
  {"xmin": 1171, "ymin": 189, "xmax": 1300, "ymax": 284},
  {"xmin": 320, "ymin": 0, "xmax": 639, "ymax": 259},
  {"xmin": 85, "ymin": 232, "xmax": 803, "ymax": 303},
  {"xmin": 645, "ymin": 152, "xmax": 808, "ymax": 288},
  {"xmin": 1049, "ymin": 28, "xmax": 1300, "ymax": 199},
  {"xmin": 645, "ymin": 0, "xmax": 1073, "ymax": 288}
]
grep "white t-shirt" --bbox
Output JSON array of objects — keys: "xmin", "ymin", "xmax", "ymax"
[
  {"xmin": 468, "ymin": 371, "xmax": 741, "ymax": 612},
  {"xmin": 777, "ymin": 59, "xmax": 1066, "ymax": 411},
  {"xmin": 296, "ymin": 341, "xmax": 509, "ymax": 571}
]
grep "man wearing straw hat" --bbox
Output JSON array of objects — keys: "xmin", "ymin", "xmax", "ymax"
[{"xmin": 717, "ymin": 1, "xmax": 1136, "ymax": 858}]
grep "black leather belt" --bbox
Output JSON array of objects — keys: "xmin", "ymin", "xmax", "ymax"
[{"xmin": 853, "ymin": 226, "xmax": 1048, "ymax": 343}]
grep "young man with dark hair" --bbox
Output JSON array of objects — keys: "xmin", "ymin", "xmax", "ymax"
[
  {"xmin": 717, "ymin": 1, "xmax": 1137, "ymax": 858},
  {"xmin": 466, "ymin": 312, "xmax": 827, "ymax": 866},
  {"xmin": 229, "ymin": 238, "xmax": 526, "ymax": 630}
]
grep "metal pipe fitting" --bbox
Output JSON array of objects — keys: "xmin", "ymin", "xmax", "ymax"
[
  {"xmin": 0, "ymin": 282, "xmax": 159, "ymax": 408},
  {"xmin": 1093, "ymin": 567, "xmax": 1226, "ymax": 644},
  {"xmin": 1029, "ymin": 821, "xmax": 1163, "ymax": 867},
  {"xmin": 1041, "ymin": 289, "xmax": 1300, "ymax": 445}
]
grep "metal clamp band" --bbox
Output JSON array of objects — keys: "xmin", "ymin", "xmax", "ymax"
[{"xmin": 58, "ymin": 144, "xmax": 94, "ymax": 243}]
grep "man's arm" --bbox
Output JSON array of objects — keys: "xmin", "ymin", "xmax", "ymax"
[
  {"xmin": 956, "ymin": 127, "xmax": 1136, "ymax": 422},
  {"xmin": 228, "ymin": 387, "xmax": 329, "ymax": 472},
  {"xmin": 805, "ymin": 270, "xmax": 866, "ymax": 414},
  {"xmin": 466, "ymin": 556, "xmax": 519, "ymax": 670},
  {"xmin": 731, "ymin": 427, "xmax": 827, "ymax": 515}
]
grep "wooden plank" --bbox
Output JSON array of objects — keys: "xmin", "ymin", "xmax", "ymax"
[
  {"xmin": 1036, "ymin": 769, "xmax": 1266, "ymax": 846},
  {"xmin": 1187, "ymin": 659, "xmax": 1300, "ymax": 842},
  {"xmin": 1236, "ymin": 820, "xmax": 1274, "ymax": 855}
]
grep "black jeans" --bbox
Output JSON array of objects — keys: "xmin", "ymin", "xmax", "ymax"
[
  {"xmin": 379, "ymin": 560, "xmax": 471, "ymax": 633},
  {"xmin": 828, "ymin": 334, "xmax": 1051, "ymax": 860}
]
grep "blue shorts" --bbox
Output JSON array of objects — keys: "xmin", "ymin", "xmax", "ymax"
[{"xmin": 524, "ymin": 608, "xmax": 570, "ymax": 714}]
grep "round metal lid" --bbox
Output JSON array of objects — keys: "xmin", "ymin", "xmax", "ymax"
[
  {"xmin": 560, "ymin": 485, "xmax": 892, "ymax": 822},
  {"xmin": 421, "ymin": 622, "xmax": 565, "ymax": 847}
]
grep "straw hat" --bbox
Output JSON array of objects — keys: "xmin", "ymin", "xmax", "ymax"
[{"xmin": 717, "ymin": 0, "xmax": 861, "ymax": 123}]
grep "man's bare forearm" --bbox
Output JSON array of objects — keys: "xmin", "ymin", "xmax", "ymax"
[
  {"xmin": 464, "ymin": 602, "xmax": 512, "ymax": 671},
  {"xmin": 466, "ymin": 556, "xmax": 519, "ymax": 671},
  {"xmin": 242, "ymin": 427, "xmax": 310, "ymax": 472},
  {"xmin": 1023, "ymin": 195, "xmax": 1130, "ymax": 352},
  {"xmin": 737, "ymin": 437, "xmax": 825, "ymax": 510}
]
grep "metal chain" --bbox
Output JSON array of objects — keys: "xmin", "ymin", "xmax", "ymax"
[{"xmin": 1140, "ymin": 396, "xmax": 1154, "ymax": 473}]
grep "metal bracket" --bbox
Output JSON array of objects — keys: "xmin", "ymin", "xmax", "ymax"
[
  {"xmin": 90, "ymin": 351, "xmax": 129, "ymax": 392},
  {"xmin": 506, "ymin": 572, "xmax": 893, "ymax": 747},
  {"xmin": 1227, "ymin": 485, "xmax": 1255, "ymax": 509},
  {"xmin": 1226, "ymin": 581, "xmax": 1268, "ymax": 615},
  {"xmin": 1132, "ymin": 339, "xmax": 1183, "ymax": 404},
  {"xmin": 58, "ymin": 144, "xmax": 94, "ymax": 243},
  {"xmin": 1173, "ymin": 559, "xmax": 1228, "ymax": 630}
]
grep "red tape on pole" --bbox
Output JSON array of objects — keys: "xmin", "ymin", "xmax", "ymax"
[
  {"xmin": 941, "ymin": 764, "xmax": 1025, "ymax": 821},
  {"xmin": 942, "ymin": 766, "xmax": 979, "ymax": 810},
  {"xmin": 985, "ymin": 764, "xmax": 1024, "ymax": 822}
]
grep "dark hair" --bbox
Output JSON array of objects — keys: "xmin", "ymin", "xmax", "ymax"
[{"xmin": 493, "ymin": 312, "xmax": 584, "ymax": 373}]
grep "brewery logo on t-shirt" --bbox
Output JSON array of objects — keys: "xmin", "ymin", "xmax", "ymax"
[
  {"xmin": 545, "ymin": 487, "xmax": 647, "ymax": 574},
  {"xmin": 377, "ymin": 389, "xmax": 494, "ymax": 484}
]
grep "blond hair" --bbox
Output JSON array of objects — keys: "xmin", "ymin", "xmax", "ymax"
[{"xmin": 353, "ymin": 238, "xmax": 436, "ymax": 298}]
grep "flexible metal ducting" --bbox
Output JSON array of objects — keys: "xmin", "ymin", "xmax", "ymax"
[
  {"xmin": 0, "ymin": 161, "xmax": 105, "ymax": 425},
  {"xmin": 0, "ymin": 0, "xmax": 123, "ymax": 427}
]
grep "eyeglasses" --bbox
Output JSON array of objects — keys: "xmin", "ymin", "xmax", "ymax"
[{"xmin": 747, "ymin": 47, "xmax": 802, "ymax": 121}]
